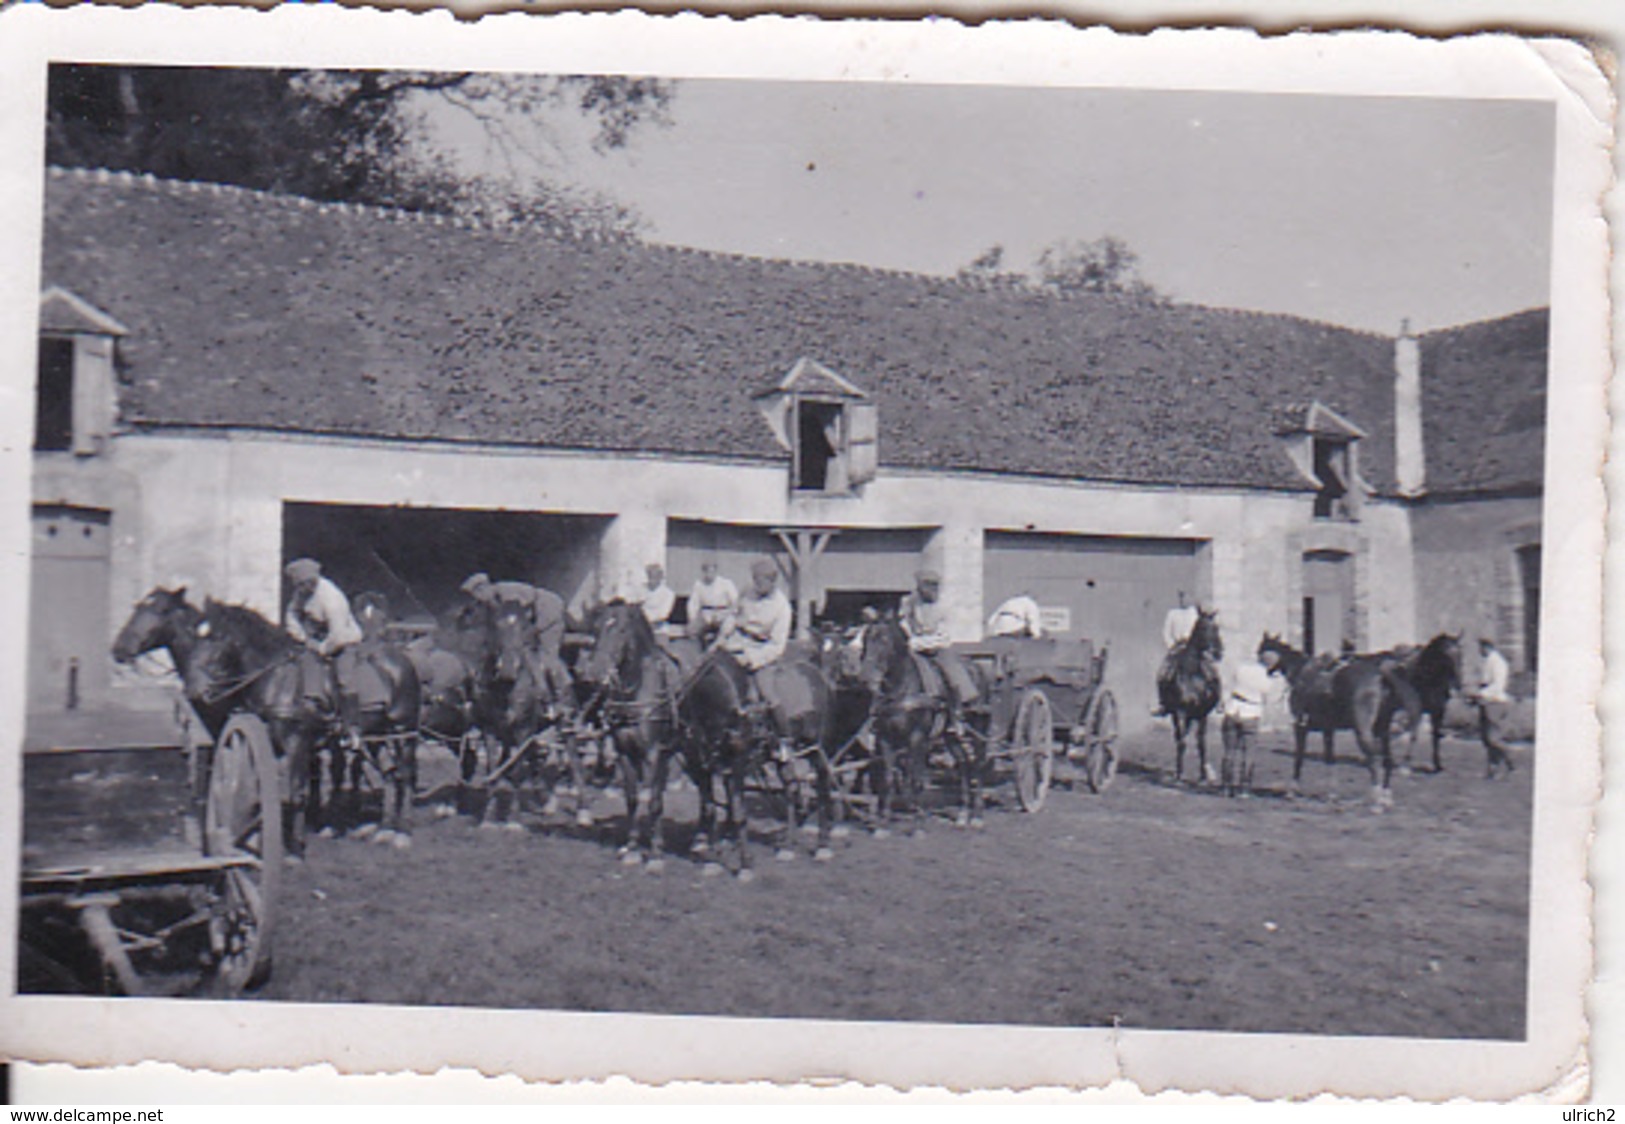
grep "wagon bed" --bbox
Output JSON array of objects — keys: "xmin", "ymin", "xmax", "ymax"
[
  {"xmin": 955, "ymin": 635, "xmax": 1120, "ymax": 811},
  {"xmin": 20, "ymin": 709, "xmax": 280, "ymax": 997}
]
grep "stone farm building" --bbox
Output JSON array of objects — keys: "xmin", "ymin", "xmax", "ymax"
[{"xmin": 29, "ymin": 168, "xmax": 1549, "ymax": 729}]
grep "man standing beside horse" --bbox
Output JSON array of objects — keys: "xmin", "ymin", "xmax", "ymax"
[
  {"xmin": 1470, "ymin": 636, "xmax": 1516, "ymax": 779},
  {"xmin": 458, "ymin": 572, "xmax": 574, "ymax": 718}
]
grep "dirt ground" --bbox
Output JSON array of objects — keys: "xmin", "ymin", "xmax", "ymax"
[{"xmin": 262, "ymin": 725, "xmax": 1531, "ymax": 1039}]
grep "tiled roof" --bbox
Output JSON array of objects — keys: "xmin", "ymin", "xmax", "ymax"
[
  {"xmin": 40, "ymin": 168, "xmax": 1543, "ymax": 496},
  {"xmin": 1419, "ymin": 309, "xmax": 1549, "ymax": 495}
]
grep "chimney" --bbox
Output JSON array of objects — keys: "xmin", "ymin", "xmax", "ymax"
[{"xmin": 1394, "ymin": 318, "xmax": 1425, "ymax": 497}]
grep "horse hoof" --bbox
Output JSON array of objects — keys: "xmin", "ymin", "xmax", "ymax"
[
  {"xmin": 736, "ymin": 868, "xmax": 756, "ymax": 884},
  {"xmin": 799, "ymin": 822, "xmax": 820, "ymax": 836},
  {"xmin": 953, "ymin": 812, "xmax": 970, "ymax": 829},
  {"xmin": 478, "ymin": 820, "xmax": 501, "ymax": 832},
  {"xmin": 701, "ymin": 862, "xmax": 724, "ymax": 878},
  {"xmin": 618, "ymin": 848, "xmax": 642, "ymax": 866},
  {"xmin": 575, "ymin": 810, "xmax": 596, "ymax": 828},
  {"xmin": 353, "ymin": 823, "xmax": 378, "ymax": 841},
  {"xmin": 283, "ymin": 853, "xmax": 305, "ymax": 868},
  {"xmin": 775, "ymin": 848, "xmax": 798, "ymax": 863},
  {"xmin": 541, "ymin": 796, "xmax": 561, "ymax": 816},
  {"xmin": 503, "ymin": 821, "xmax": 527, "ymax": 835},
  {"xmin": 814, "ymin": 847, "xmax": 835, "ymax": 863},
  {"xmin": 371, "ymin": 828, "xmax": 395, "ymax": 846},
  {"xmin": 691, "ymin": 838, "xmax": 712, "ymax": 856},
  {"xmin": 316, "ymin": 826, "xmax": 336, "ymax": 840},
  {"xmin": 872, "ymin": 827, "xmax": 891, "ymax": 840},
  {"xmin": 392, "ymin": 833, "xmax": 413, "ymax": 851},
  {"xmin": 969, "ymin": 817, "xmax": 986, "ymax": 831},
  {"xmin": 830, "ymin": 824, "xmax": 852, "ymax": 840},
  {"xmin": 644, "ymin": 857, "xmax": 666, "ymax": 874},
  {"xmin": 432, "ymin": 804, "xmax": 456, "ymax": 820}
]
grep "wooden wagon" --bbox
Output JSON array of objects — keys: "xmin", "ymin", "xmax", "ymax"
[
  {"xmin": 782, "ymin": 632, "xmax": 1121, "ymax": 825},
  {"xmin": 955, "ymin": 634, "xmax": 1120, "ymax": 812},
  {"xmin": 19, "ymin": 710, "xmax": 280, "ymax": 996}
]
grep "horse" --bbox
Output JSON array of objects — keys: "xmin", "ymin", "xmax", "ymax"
[
  {"xmin": 1256, "ymin": 632, "xmax": 1413, "ymax": 810},
  {"xmin": 675, "ymin": 644, "xmax": 837, "ymax": 877},
  {"xmin": 810, "ymin": 622, "xmax": 889, "ymax": 832},
  {"xmin": 575, "ymin": 599, "xmax": 697, "ymax": 867},
  {"xmin": 111, "ymin": 586, "xmax": 228, "ymax": 737},
  {"xmin": 476, "ymin": 595, "xmax": 588, "ymax": 829},
  {"xmin": 1384, "ymin": 633, "xmax": 1464, "ymax": 774},
  {"xmin": 852, "ymin": 614, "xmax": 987, "ymax": 831},
  {"xmin": 186, "ymin": 600, "xmax": 421, "ymax": 852},
  {"xmin": 1156, "ymin": 608, "xmax": 1224, "ymax": 783}
]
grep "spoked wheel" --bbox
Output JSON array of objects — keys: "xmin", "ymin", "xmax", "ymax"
[
  {"xmin": 204, "ymin": 713, "xmax": 283, "ymax": 994},
  {"xmin": 1081, "ymin": 689, "xmax": 1121, "ymax": 794},
  {"xmin": 1011, "ymin": 689, "xmax": 1055, "ymax": 813}
]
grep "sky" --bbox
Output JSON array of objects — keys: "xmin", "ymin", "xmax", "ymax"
[{"xmin": 435, "ymin": 78, "xmax": 1555, "ymax": 336}]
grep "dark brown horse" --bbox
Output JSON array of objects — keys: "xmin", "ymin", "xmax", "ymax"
[
  {"xmin": 676, "ymin": 645, "xmax": 837, "ymax": 878},
  {"xmin": 1256, "ymin": 632, "xmax": 1415, "ymax": 810},
  {"xmin": 575, "ymin": 600, "xmax": 698, "ymax": 868},
  {"xmin": 1157, "ymin": 609, "xmax": 1223, "ymax": 783},
  {"xmin": 111, "ymin": 586, "xmax": 225, "ymax": 735},
  {"xmin": 853, "ymin": 615, "xmax": 987, "ymax": 831},
  {"xmin": 186, "ymin": 600, "xmax": 420, "ymax": 853},
  {"xmin": 477, "ymin": 596, "xmax": 587, "ymax": 828},
  {"xmin": 1384, "ymin": 633, "xmax": 1464, "ymax": 774}
]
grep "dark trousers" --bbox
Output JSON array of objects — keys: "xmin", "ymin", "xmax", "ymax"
[{"xmin": 1479, "ymin": 700, "xmax": 1514, "ymax": 774}]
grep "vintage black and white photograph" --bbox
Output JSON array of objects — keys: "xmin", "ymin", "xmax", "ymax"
[{"xmin": 0, "ymin": 10, "xmax": 1607, "ymax": 1100}]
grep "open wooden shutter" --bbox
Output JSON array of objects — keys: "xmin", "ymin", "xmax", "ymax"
[{"xmin": 846, "ymin": 400, "xmax": 879, "ymax": 487}]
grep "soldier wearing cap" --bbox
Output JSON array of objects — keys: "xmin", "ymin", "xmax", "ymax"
[
  {"xmin": 283, "ymin": 557, "xmax": 363, "ymax": 711},
  {"xmin": 898, "ymin": 568, "xmax": 979, "ymax": 724},
  {"xmin": 719, "ymin": 558, "xmax": 793, "ymax": 670},
  {"xmin": 457, "ymin": 571, "xmax": 573, "ymax": 715},
  {"xmin": 284, "ymin": 558, "xmax": 363, "ymax": 657}
]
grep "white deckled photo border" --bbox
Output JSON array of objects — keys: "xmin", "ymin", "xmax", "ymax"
[{"xmin": 0, "ymin": 5, "xmax": 1610, "ymax": 1101}]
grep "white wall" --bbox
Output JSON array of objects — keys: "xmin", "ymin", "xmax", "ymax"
[{"xmin": 81, "ymin": 429, "xmax": 1418, "ymax": 709}]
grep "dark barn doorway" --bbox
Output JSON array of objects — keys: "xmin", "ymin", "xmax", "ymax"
[{"xmin": 282, "ymin": 503, "xmax": 611, "ymax": 628}]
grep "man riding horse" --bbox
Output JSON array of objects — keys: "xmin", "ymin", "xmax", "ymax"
[
  {"xmin": 710, "ymin": 558, "xmax": 801, "ymax": 731},
  {"xmin": 283, "ymin": 557, "xmax": 364, "ymax": 712},
  {"xmin": 897, "ymin": 569, "xmax": 979, "ymax": 735}
]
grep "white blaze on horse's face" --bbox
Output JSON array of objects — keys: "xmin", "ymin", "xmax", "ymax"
[{"xmin": 196, "ymin": 620, "xmax": 212, "ymax": 638}]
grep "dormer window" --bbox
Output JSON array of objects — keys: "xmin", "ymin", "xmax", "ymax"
[
  {"xmin": 1277, "ymin": 400, "xmax": 1367, "ymax": 523},
  {"xmin": 756, "ymin": 357, "xmax": 879, "ymax": 497},
  {"xmin": 1312, "ymin": 437, "xmax": 1353, "ymax": 520},
  {"xmin": 36, "ymin": 286, "xmax": 126, "ymax": 457},
  {"xmin": 35, "ymin": 337, "xmax": 75, "ymax": 452}
]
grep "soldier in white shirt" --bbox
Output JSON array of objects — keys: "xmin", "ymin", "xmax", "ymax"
[
  {"xmin": 987, "ymin": 592, "xmax": 1044, "ymax": 638},
  {"xmin": 1162, "ymin": 591, "xmax": 1199, "ymax": 650},
  {"xmin": 283, "ymin": 557, "xmax": 363, "ymax": 711},
  {"xmin": 639, "ymin": 563, "xmax": 677, "ymax": 635},
  {"xmin": 720, "ymin": 559, "xmax": 793, "ymax": 671},
  {"xmin": 1470, "ymin": 636, "xmax": 1515, "ymax": 778},
  {"xmin": 1220, "ymin": 646, "xmax": 1281, "ymax": 797},
  {"xmin": 284, "ymin": 558, "xmax": 363, "ymax": 657},
  {"xmin": 688, "ymin": 560, "xmax": 739, "ymax": 646}
]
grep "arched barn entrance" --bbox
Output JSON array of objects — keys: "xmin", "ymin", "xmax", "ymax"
[{"xmin": 281, "ymin": 502, "xmax": 612, "ymax": 629}]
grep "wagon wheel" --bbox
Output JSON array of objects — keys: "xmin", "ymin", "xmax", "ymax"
[
  {"xmin": 204, "ymin": 713, "xmax": 283, "ymax": 994},
  {"xmin": 1011, "ymin": 689, "xmax": 1055, "ymax": 813},
  {"xmin": 1081, "ymin": 689, "xmax": 1121, "ymax": 794}
]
